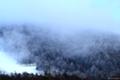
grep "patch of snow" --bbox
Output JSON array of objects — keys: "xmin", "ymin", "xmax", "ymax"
[{"xmin": 0, "ymin": 51, "xmax": 43, "ymax": 74}]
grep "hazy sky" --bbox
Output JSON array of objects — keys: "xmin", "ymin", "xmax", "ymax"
[{"xmin": 0, "ymin": 0, "xmax": 120, "ymax": 33}]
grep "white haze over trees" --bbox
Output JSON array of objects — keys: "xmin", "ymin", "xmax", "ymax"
[
  {"xmin": 0, "ymin": 26, "xmax": 120, "ymax": 78},
  {"xmin": 0, "ymin": 0, "xmax": 120, "ymax": 78}
]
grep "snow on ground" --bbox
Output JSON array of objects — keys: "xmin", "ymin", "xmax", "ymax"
[{"xmin": 0, "ymin": 51, "xmax": 43, "ymax": 74}]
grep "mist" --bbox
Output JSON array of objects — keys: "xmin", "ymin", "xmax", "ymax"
[
  {"xmin": 0, "ymin": 0, "xmax": 120, "ymax": 77},
  {"xmin": 0, "ymin": 25, "xmax": 120, "ymax": 77},
  {"xmin": 0, "ymin": 0, "xmax": 120, "ymax": 33}
]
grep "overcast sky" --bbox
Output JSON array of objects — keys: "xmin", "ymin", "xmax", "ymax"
[{"xmin": 0, "ymin": 0, "xmax": 120, "ymax": 33}]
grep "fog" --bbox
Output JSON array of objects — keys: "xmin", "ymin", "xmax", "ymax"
[
  {"xmin": 0, "ymin": 0, "xmax": 120, "ymax": 33},
  {"xmin": 0, "ymin": 0, "xmax": 120, "ymax": 75}
]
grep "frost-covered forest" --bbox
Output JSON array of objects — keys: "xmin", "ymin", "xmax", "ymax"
[{"xmin": 0, "ymin": 25, "xmax": 120, "ymax": 79}]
